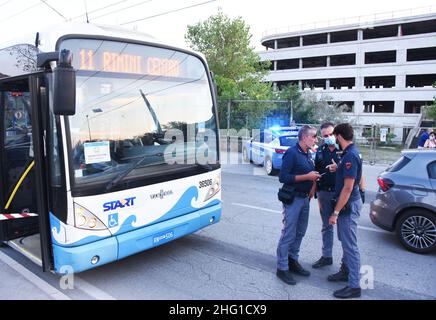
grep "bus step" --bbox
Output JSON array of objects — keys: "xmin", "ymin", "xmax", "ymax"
[{"xmin": 7, "ymin": 234, "xmax": 42, "ymax": 267}]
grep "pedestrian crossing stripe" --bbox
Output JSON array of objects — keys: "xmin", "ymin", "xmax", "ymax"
[{"xmin": 0, "ymin": 213, "xmax": 38, "ymax": 221}]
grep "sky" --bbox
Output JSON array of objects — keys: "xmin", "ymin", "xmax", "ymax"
[{"xmin": 0, "ymin": 0, "xmax": 435, "ymax": 51}]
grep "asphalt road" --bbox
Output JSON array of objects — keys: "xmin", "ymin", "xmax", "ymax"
[{"xmin": 1, "ymin": 161, "xmax": 435, "ymax": 300}]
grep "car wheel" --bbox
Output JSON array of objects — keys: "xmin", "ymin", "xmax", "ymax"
[
  {"xmin": 265, "ymin": 157, "xmax": 279, "ymax": 176},
  {"xmin": 396, "ymin": 209, "xmax": 436, "ymax": 254}
]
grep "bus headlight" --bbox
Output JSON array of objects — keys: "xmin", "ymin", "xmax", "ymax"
[
  {"xmin": 204, "ymin": 175, "xmax": 221, "ymax": 202},
  {"xmin": 74, "ymin": 203, "xmax": 107, "ymax": 230}
]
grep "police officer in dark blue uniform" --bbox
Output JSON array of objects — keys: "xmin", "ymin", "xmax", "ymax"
[
  {"xmin": 312, "ymin": 122, "xmax": 341, "ymax": 269},
  {"xmin": 276, "ymin": 125, "xmax": 321, "ymax": 285},
  {"xmin": 328, "ymin": 123, "xmax": 363, "ymax": 299}
]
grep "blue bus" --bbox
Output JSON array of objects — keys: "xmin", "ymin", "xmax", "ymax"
[{"xmin": 0, "ymin": 23, "xmax": 221, "ymax": 273}]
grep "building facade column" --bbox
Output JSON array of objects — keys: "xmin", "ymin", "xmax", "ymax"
[
  {"xmin": 397, "ymin": 49, "xmax": 407, "ymax": 64},
  {"xmin": 354, "ymin": 99, "xmax": 363, "ymax": 116},
  {"xmin": 396, "ymin": 74, "xmax": 406, "ymax": 89},
  {"xmin": 355, "ymin": 76, "xmax": 364, "ymax": 89},
  {"xmin": 358, "ymin": 29, "xmax": 363, "ymax": 41},
  {"xmin": 394, "ymin": 100, "xmax": 404, "ymax": 114}
]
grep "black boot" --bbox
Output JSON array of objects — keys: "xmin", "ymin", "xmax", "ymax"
[
  {"xmin": 288, "ymin": 258, "xmax": 311, "ymax": 276},
  {"xmin": 327, "ymin": 263, "xmax": 349, "ymax": 282},
  {"xmin": 312, "ymin": 256, "xmax": 333, "ymax": 269},
  {"xmin": 276, "ymin": 269, "xmax": 297, "ymax": 285},
  {"xmin": 333, "ymin": 286, "xmax": 361, "ymax": 299}
]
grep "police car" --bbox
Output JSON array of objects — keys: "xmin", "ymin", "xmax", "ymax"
[{"xmin": 242, "ymin": 126, "xmax": 299, "ymax": 175}]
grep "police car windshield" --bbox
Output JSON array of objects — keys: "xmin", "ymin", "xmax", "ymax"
[{"xmin": 59, "ymin": 38, "xmax": 218, "ymax": 191}]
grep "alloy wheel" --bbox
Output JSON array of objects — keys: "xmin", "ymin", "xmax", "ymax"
[{"xmin": 401, "ymin": 215, "xmax": 436, "ymax": 250}]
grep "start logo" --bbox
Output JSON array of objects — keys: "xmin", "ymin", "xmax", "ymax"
[{"xmin": 103, "ymin": 197, "xmax": 136, "ymax": 212}]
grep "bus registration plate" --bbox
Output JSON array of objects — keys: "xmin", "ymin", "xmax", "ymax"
[{"xmin": 153, "ymin": 231, "xmax": 174, "ymax": 246}]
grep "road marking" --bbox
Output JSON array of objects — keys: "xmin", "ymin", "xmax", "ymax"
[
  {"xmin": 232, "ymin": 203, "xmax": 281, "ymax": 214},
  {"xmin": 73, "ymin": 276, "xmax": 116, "ymax": 300},
  {"xmin": 0, "ymin": 251, "xmax": 71, "ymax": 300},
  {"xmin": 231, "ymin": 202, "xmax": 391, "ymax": 234},
  {"xmin": 357, "ymin": 226, "xmax": 390, "ymax": 234}
]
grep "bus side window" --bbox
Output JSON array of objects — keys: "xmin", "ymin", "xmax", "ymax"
[{"xmin": 48, "ymin": 111, "xmax": 62, "ymax": 187}]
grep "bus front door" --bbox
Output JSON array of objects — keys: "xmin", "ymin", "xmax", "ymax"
[{"xmin": 0, "ymin": 75, "xmax": 53, "ymax": 272}]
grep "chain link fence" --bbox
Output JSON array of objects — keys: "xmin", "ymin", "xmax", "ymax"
[
  {"xmin": 218, "ymin": 99, "xmax": 292, "ymax": 154},
  {"xmin": 218, "ymin": 99, "xmax": 434, "ymax": 165}
]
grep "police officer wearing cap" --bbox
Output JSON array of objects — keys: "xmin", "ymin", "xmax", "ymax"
[
  {"xmin": 312, "ymin": 122, "xmax": 341, "ymax": 269},
  {"xmin": 276, "ymin": 125, "xmax": 321, "ymax": 285},
  {"xmin": 328, "ymin": 123, "xmax": 363, "ymax": 299}
]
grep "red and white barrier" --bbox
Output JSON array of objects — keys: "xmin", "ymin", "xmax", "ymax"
[{"xmin": 0, "ymin": 213, "xmax": 38, "ymax": 221}]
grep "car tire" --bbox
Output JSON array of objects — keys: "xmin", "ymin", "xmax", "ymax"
[
  {"xmin": 265, "ymin": 157, "xmax": 279, "ymax": 176},
  {"xmin": 395, "ymin": 209, "xmax": 436, "ymax": 254}
]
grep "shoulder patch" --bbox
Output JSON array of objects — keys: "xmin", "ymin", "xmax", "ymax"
[{"xmin": 345, "ymin": 162, "xmax": 352, "ymax": 170}]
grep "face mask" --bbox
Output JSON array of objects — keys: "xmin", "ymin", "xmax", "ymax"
[{"xmin": 324, "ymin": 135, "xmax": 336, "ymax": 146}]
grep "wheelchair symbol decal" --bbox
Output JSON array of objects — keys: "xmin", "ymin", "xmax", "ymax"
[{"xmin": 108, "ymin": 213, "xmax": 119, "ymax": 228}]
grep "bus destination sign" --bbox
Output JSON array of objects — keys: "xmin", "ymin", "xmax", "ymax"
[{"xmin": 79, "ymin": 49, "xmax": 181, "ymax": 77}]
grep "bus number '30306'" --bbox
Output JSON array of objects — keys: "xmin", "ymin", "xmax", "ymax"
[{"xmin": 199, "ymin": 179, "xmax": 213, "ymax": 188}]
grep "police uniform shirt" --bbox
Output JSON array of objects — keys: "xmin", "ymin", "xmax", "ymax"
[
  {"xmin": 315, "ymin": 144, "xmax": 340, "ymax": 189},
  {"xmin": 279, "ymin": 143, "xmax": 315, "ymax": 194},
  {"xmin": 335, "ymin": 143, "xmax": 362, "ymax": 202}
]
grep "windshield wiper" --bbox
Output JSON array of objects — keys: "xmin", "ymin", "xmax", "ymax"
[
  {"xmin": 105, "ymin": 154, "xmax": 165, "ymax": 192},
  {"xmin": 140, "ymin": 89, "xmax": 163, "ymax": 136}
]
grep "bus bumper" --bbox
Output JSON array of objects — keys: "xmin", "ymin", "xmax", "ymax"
[{"xmin": 52, "ymin": 203, "xmax": 221, "ymax": 273}]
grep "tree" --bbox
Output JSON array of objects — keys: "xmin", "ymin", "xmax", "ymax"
[
  {"xmin": 185, "ymin": 10, "xmax": 272, "ymax": 101},
  {"xmin": 302, "ymin": 91, "xmax": 346, "ymax": 124},
  {"xmin": 274, "ymin": 84, "xmax": 345, "ymax": 124},
  {"xmin": 427, "ymin": 104, "xmax": 436, "ymax": 121},
  {"xmin": 426, "ymin": 82, "xmax": 436, "ymax": 121},
  {"xmin": 5, "ymin": 44, "xmax": 38, "ymax": 73}
]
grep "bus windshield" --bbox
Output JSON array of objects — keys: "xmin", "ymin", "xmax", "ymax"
[{"xmin": 59, "ymin": 38, "xmax": 218, "ymax": 191}]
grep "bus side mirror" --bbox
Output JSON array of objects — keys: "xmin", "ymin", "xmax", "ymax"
[{"xmin": 53, "ymin": 50, "xmax": 76, "ymax": 115}]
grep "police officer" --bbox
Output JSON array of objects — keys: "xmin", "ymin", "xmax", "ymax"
[
  {"xmin": 328, "ymin": 123, "xmax": 363, "ymax": 299},
  {"xmin": 276, "ymin": 125, "xmax": 321, "ymax": 285},
  {"xmin": 312, "ymin": 122, "xmax": 341, "ymax": 269}
]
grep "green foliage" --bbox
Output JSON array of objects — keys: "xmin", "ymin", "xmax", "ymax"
[
  {"xmin": 362, "ymin": 127, "xmax": 397, "ymax": 146},
  {"xmin": 274, "ymin": 84, "xmax": 344, "ymax": 124},
  {"xmin": 427, "ymin": 104, "xmax": 436, "ymax": 121},
  {"xmin": 185, "ymin": 10, "xmax": 272, "ymax": 100},
  {"xmin": 427, "ymin": 82, "xmax": 436, "ymax": 121},
  {"xmin": 426, "ymin": 82, "xmax": 436, "ymax": 121}
]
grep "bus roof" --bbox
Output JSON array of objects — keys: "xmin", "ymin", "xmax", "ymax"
[{"xmin": 1, "ymin": 22, "xmax": 199, "ymax": 56}]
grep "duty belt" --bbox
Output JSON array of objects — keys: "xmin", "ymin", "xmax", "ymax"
[
  {"xmin": 318, "ymin": 186, "xmax": 335, "ymax": 192},
  {"xmin": 295, "ymin": 191, "xmax": 310, "ymax": 198}
]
